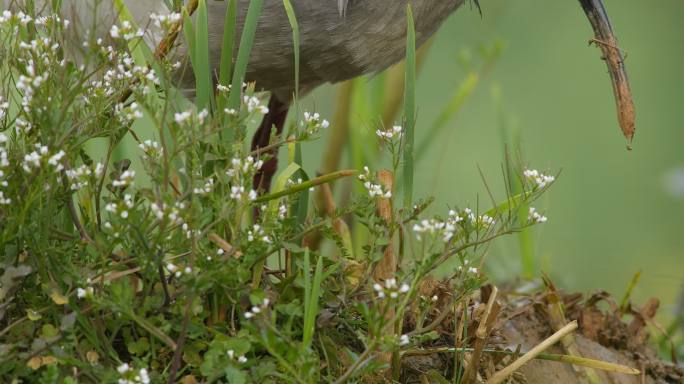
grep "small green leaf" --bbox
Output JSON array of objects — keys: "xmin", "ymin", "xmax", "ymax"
[{"xmin": 41, "ymin": 324, "xmax": 59, "ymax": 340}]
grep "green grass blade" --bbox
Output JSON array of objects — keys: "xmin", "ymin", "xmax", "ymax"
[
  {"xmin": 302, "ymin": 250, "xmax": 323, "ymax": 351},
  {"xmin": 282, "ymin": 0, "xmax": 300, "ymax": 100},
  {"xmin": 227, "ymin": 0, "xmax": 264, "ymax": 110},
  {"xmin": 293, "ymin": 143, "xmax": 309, "ymax": 224},
  {"xmin": 218, "ymin": 0, "xmax": 238, "ymax": 87},
  {"xmin": 194, "ymin": 0, "xmax": 213, "ymax": 110},
  {"xmin": 302, "ymin": 249, "xmax": 311, "ymax": 345},
  {"xmin": 402, "ymin": 5, "xmax": 416, "ymax": 210},
  {"xmin": 182, "ymin": 8, "xmax": 197, "ymax": 71}
]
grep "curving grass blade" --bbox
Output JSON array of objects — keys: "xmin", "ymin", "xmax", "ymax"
[
  {"xmin": 227, "ymin": 0, "xmax": 264, "ymax": 110},
  {"xmin": 402, "ymin": 5, "xmax": 416, "ymax": 210},
  {"xmin": 282, "ymin": 0, "xmax": 300, "ymax": 100},
  {"xmin": 218, "ymin": 0, "xmax": 237, "ymax": 110}
]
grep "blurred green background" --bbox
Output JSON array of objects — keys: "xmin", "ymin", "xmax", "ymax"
[{"xmin": 296, "ymin": 0, "xmax": 684, "ymax": 323}]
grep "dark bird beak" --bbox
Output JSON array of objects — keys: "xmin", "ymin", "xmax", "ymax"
[{"xmin": 578, "ymin": 0, "xmax": 635, "ymax": 147}]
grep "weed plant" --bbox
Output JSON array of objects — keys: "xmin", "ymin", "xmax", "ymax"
[{"xmin": 0, "ymin": 2, "xmax": 553, "ymax": 382}]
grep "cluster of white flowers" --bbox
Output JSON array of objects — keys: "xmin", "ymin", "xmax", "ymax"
[
  {"xmin": 229, "ymin": 185, "xmax": 256, "ymax": 201},
  {"xmin": 110, "ymin": 21, "xmax": 144, "ymax": 41},
  {"xmin": 247, "ymin": 224, "xmax": 271, "ymax": 243},
  {"xmin": 117, "ymin": 363, "xmax": 150, "ymax": 384},
  {"xmin": 244, "ymin": 297, "xmax": 270, "ymax": 319},
  {"xmin": 197, "ymin": 108, "xmax": 210, "ymax": 124},
  {"xmin": 227, "ymin": 156, "xmax": 264, "ymax": 179},
  {"xmin": 528, "ymin": 207, "xmax": 548, "ymax": 224},
  {"xmin": 0, "ymin": 96, "xmax": 10, "ymax": 120},
  {"xmin": 47, "ymin": 150, "xmax": 66, "ymax": 172},
  {"xmin": 301, "ymin": 111, "xmax": 330, "ymax": 136},
  {"xmin": 376, "ymin": 125, "xmax": 403, "ymax": 141},
  {"xmin": 243, "ymin": 95, "xmax": 269, "ymax": 114},
  {"xmin": 278, "ymin": 202, "xmax": 288, "ymax": 220},
  {"xmin": 217, "ymin": 82, "xmax": 247, "ymax": 94},
  {"xmin": 399, "ymin": 334, "xmax": 410, "ymax": 346},
  {"xmin": 193, "ymin": 177, "xmax": 215, "ymax": 195},
  {"xmin": 76, "ymin": 286, "xmax": 94, "ymax": 299},
  {"xmin": 0, "ymin": 133, "xmax": 10, "ymax": 205},
  {"xmin": 14, "ymin": 118, "xmax": 32, "ymax": 135},
  {"xmin": 2, "ymin": 11, "xmax": 69, "ymax": 27},
  {"xmin": 181, "ymin": 223, "xmax": 201, "ymax": 240},
  {"xmin": 0, "ymin": 10, "xmax": 13, "ymax": 24},
  {"xmin": 21, "ymin": 144, "xmax": 49, "ymax": 172},
  {"xmin": 457, "ymin": 259, "xmax": 478, "ymax": 275},
  {"xmin": 227, "ymin": 349, "xmax": 248, "ymax": 364},
  {"xmin": 373, "ymin": 278, "xmax": 410, "ymax": 299},
  {"xmin": 15, "ymin": 41, "xmax": 57, "ymax": 114},
  {"xmin": 34, "ymin": 14, "xmax": 68, "ymax": 28},
  {"xmin": 116, "ymin": 102, "xmax": 144, "ymax": 124},
  {"xmin": 91, "ymin": 46, "xmax": 158, "ymax": 98},
  {"xmin": 413, "ymin": 208, "xmax": 497, "ymax": 242},
  {"xmin": 65, "ymin": 163, "xmax": 103, "ymax": 191},
  {"xmin": 149, "ymin": 12, "xmax": 181, "ymax": 29},
  {"xmin": 150, "ymin": 201, "xmax": 186, "ymax": 225},
  {"xmin": 138, "ymin": 140, "xmax": 161, "ymax": 160},
  {"xmin": 358, "ymin": 166, "xmax": 391, "ymax": 199},
  {"xmin": 112, "ymin": 170, "xmax": 135, "ymax": 188},
  {"xmin": 165, "ymin": 262, "xmax": 192, "ymax": 278},
  {"xmin": 524, "ymin": 169, "xmax": 555, "ymax": 189},
  {"xmin": 459, "ymin": 208, "xmax": 495, "ymax": 228},
  {"xmin": 285, "ymin": 177, "xmax": 303, "ymax": 188},
  {"xmin": 0, "ymin": 10, "xmax": 38, "ymax": 26},
  {"xmin": 105, "ymin": 194, "xmax": 135, "ymax": 219},
  {"xmin": 227, "ymin": 156, "xmax": 263, "ymax": 202},
  {"xmin": 174, "ymin": 110, "xmax": 192, "ymax": 124},
  {"xmin": 413, "ymin": 216, "xmax": 460, "ymax": 242},
  {"xmin": 20, "ymin": 144, "xmax": 68, "ymax": 174}
]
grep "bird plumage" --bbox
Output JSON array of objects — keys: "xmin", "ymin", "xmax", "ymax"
[{"xmin": 10, "ymin": 0, "xmax": 465, "ymax": 100}]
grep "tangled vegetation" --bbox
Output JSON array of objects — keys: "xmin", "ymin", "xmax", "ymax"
[{"xmin": 7, "ymin": 2, "xmax": 655, "ymax": 383}]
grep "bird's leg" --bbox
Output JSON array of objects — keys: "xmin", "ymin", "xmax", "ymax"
[{"xmin": 251, "ymin": 94, "xmax": 289, "ymax": 194}]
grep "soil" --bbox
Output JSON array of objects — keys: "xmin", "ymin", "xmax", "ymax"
[{"xmin": 400, "ymin": 281, "xmax": 683, "ymax": 383}]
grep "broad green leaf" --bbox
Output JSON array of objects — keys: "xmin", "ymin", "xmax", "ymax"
[{"xmin": 191, "ymin": 0, "xmax": 213, "ymax": 110}]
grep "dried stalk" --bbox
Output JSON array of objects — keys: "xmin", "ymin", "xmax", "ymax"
[
  {"xmin": 487, "ymin": 321, "xmax": 579, "ymax": 384},
  {"xmin": 462, "ymin": 286, "xmax": 500, "ymax": 384}
]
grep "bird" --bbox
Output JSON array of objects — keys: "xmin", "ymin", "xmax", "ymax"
[{"xmin": 12, "ymin": 0, "xmax": 633, "ymax": 191}]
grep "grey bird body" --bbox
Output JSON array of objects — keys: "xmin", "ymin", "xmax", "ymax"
[
  {"xmin": 197, "ymin": 0, "xmax": 465, "ymax": 100},
  {"xmin": 10, "ymin": 0, "xmax": 465, "ymax": 100}
]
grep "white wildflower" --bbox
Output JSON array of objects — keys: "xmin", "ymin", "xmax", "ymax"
[
  {"xmin": 244, "ymin": 297, "xmax": 271, "ymax": 320},
  {"xmin": 302, "ymin": 111, "xmax": 330, "ymax": 136},
  {"xmin": 373, "ymin": 278, "xmax": 410, "ymax": 300},
  {"xmin": 528, "ymin": 207, "xmax": 548, "ymax": 224},
  {"xmin": 376, "ymin": 125, "xmax": 403, "ymax": 140},
  {"xmin": 112, "ymin": 170, "xmax": 135, "ymax": 187},
  {"xmin": 243, "ymin": 95, "xmax": 268, "ymax": 114},
  {"xmin": 524, "ymin": 168, "xmax": 555, "ymax": 189},
  {"xmin": 358, "ymin": 166, "xmax": 391, "ymax": 198},
  {"xmin": 138, "ymin": 140, "xmax": 161, "ymax": 159},
  {"xmin": 174, "ymin": 110, "xmax": 192, "ymax": 124},
  {"xmin": 76, "ymin": 287, "xmax": 93, "ymax": 299},
  {"xmin": 247, "ymin": 224, "xmax": 270, "ymax": 244}
]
